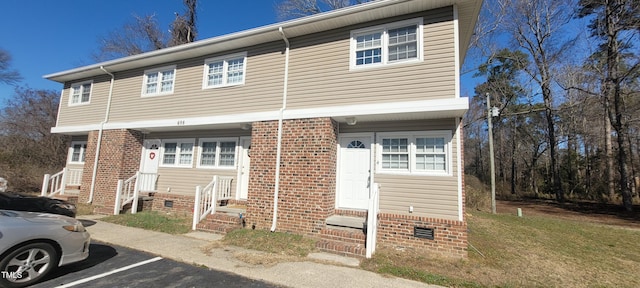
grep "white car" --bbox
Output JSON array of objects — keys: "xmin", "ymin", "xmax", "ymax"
[{"xmin": 0, "ymin": 210, "xmax": 90, "ymax": 287}]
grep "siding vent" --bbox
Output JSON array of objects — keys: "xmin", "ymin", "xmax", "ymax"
[
  {"xmin": 164, "ymin": 200, "xmax": 174, "ymax": 208},
  {"xmin": 414, "ymin": 227, "xmax": 434, "ymax": 240}
]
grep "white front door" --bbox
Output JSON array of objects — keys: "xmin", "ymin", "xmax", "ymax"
[
  {"xmin": 338, "ymin": 135, "xmax": 372, "ymax": 209},
  {"xmin": 237, "ymin": 137, "xmax": 251, "ymax": 200},
  {"xmin": 139, "ymin": 139, "xmax": 160, "ymax": 191}
]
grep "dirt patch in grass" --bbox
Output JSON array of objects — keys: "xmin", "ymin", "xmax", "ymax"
[{"xmin": 220, "ymin": 229, "xmax": 317, "ymax": 266}]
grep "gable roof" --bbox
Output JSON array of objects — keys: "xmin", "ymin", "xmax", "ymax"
[{"xmin": 45, "ymin": 0, "xmax": 482, "ymax": 83}]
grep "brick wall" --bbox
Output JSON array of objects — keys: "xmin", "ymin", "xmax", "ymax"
[
  {"xmin": 151, "ymin": 192, "xmax": 195, "ymax": 217},
  {"xmin": 377, "ymin": 214, "xmax": 467, "ymax": 258},
  {"xmin": 79, "ymin": 129, "xmax": 143, "ymax": 214},
  {"xmin": 246, "ymin": 118, "xmax": 338, "ymax": 236}
]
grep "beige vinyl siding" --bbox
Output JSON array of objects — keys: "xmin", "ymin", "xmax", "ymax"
[
  {"xmin": 156, "ymin": 167, "xmax": 237, "ymax": 197},
  {"xmin": 105, "ymin": 42, "xmax": 285, "ymax": 123},
  {"xmin": 57, "ymin": 76, "xmax": 112, "ymax": 127},
  {"xmin": 286, "ymin": 7, "xmax": 455, "ymax": 109},
  {"xmin": 145, "ymin": 130, "xmax": 246, "ymax": 197},
  {"xmin": 340, "ymin": 118, "xmax": 460, "ymax": 220}
]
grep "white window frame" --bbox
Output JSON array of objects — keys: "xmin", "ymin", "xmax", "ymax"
[
  {"xmin": 159, "ymin": 138, "xmax": 195, "ymax": 168},
  {"xmin": 349, "ymin": 18, "xmax": 424, "ymax": 70},
  {"xmin": 142, "ymin": 65, "xmax": 176, "ymax": 97},
  {"xmin": 202, "ymin": 52, "xmax": 247, "ymax": 89},
  {"xmin": 196, "ymin": 137, "xmax": 238, "ymax": 169},
  {"xmin": 68, "ymin": 81, "xmax": 93, "ymax": 106},
  {"xmin": 376, "ymin": 131, "xmax": 452, "ymax": 176},
  {"xmin": 68, "ymin": 141, "xmax": 87, "ymax": 164}
]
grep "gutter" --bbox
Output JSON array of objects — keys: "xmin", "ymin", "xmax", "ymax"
[
  {"xmin": 88, "ymin": 66, "xmax": 115, "ymax": 203},
  {"xmin": 271, "ymin": 27, "xmax": 290, "ymax": 232}
]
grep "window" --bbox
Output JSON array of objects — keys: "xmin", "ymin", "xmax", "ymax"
[
  {"xmin": 69, "ymin": 81, "xmax": 92, "ymax": 105},
  {"xmin": 350, "ymin": 18, "xmax": 423, "ymax": 69},
  {"xmin": 143, "ymin": 65, "xmax": 176, "ymax": 96},
  {"xmin": 203, "ymin": 53, "xmax": 247, "ymax": 88},
  {"xmin": 68, "ymin": 141, "xmax": 87, "ymax": 163},
  {"xmin": 377, "ymin": 131, "xmax": 451, "ymax": 175},
  {"xmin": 160, "ymin": 139, "xmax": 194, "ymax": 167},
  {"xmin": 197, "ymin": 138, "xmax": 237, "ymax": 168}
]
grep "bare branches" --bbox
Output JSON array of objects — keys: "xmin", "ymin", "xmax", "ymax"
[
  {"xmin": 0, "ymin": 49, "xmax": 21, "ymax": 86},
  {"xmin": 275, "ymin": 0, "xmax": 369, "ymax": 20}
]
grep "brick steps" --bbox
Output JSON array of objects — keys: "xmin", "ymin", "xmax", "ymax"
[
  {"xmin": 197, "ymin": 212, "xmax": 244, "ymax": 234},
  {"xmin": 316, "ymin": 216, "xmax": 367, "ymax": 257}
]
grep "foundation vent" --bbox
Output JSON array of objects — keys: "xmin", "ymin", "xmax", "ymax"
[{"xmin": 414, "ymin": 227, "xmax": 434, "ymax": 240}]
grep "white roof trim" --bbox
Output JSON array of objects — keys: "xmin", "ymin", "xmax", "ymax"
[{"xmin": 51, "ymin": 98, "xmax": 469, "ymax": 134}]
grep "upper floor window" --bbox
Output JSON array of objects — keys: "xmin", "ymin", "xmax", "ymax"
[
  {"xmin": 68, "ymin": 141, "xmax": 87, "ymax": 164},
  {"xmin": 197, "ymin": 138, "xmax": 237, "ymax": 169},
  {"xmin": 203, "ymin": 53, "xmax": 247, "ymax": 89},
  {"xmin": 376, "ymin": 131, "xmax": 451, "ymax": 175},
  {"xmin": 160, "ymin": 139, "xmax": 194, "ymax": 168},
  {"xmin": 69, "ymin": 81, "xmax": 92, "ymax": 106},
  {"xmin": 350, "ymin": 18, "xmax": 423, "ymax": 69},
  {"xmin": 143, "ymin": 65, "xmax": 176, "ymax": 96}
]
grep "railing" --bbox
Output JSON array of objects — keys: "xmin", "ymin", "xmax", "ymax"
[
  {"xmin": 192, "ymin": 175, "xmax": 233, "ymax": 230},
  {"xmin": 366, "ymin": 183, "xmax": 380, "ymax": 259},
  {"xmin": 114, "ymin": 172, "xmax": 140, "ymax": 215},
  {"xmin": 41, "ymin": 169, "xmax": 67, "ymax": 197},
  {"xmin": 41, "ymin": 168, "xmax": 84, "ymax": 198},
  {"xmin": 138, "ymin": 172, "xmax": 158, "ymax": 192}
]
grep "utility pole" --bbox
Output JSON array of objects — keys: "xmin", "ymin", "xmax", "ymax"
[{"xmin": 486, "ymin": 93, "xmax": 497, "ymax": 214}]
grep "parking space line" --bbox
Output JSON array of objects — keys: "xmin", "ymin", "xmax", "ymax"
[{"xmin": 57, "ymin": 256, "xmax": 163, "ymax": 288}]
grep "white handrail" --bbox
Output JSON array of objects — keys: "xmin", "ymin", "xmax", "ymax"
[
  {"xmin": 41, "ymin": 168, "xmax": 67, "ymax": 197},
  {"xmin": 366, "ymin": 183, "xmax": 380, "ymax": 258},
  {"xmin": 114, "ymin": 172, "xmax": 140, "ymax": 215},
  {"xmin": 192, "ymin": 176, "xmax": 233, "ymax": 230}
]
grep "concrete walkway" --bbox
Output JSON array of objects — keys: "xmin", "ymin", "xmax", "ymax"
[{"xmin": 80, "ymin": 215, "xmax": 441, "ymax": 288}]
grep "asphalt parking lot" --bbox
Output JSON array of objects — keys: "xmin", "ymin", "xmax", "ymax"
[{"xmin": 30, "ymin": 242, "xmax": 282, "ymax": 288}]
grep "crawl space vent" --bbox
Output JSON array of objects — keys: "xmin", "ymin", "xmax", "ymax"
[
  {"xmin": 164, "ymin": 200, "xmax": 174, "ymax": 208},
  {"xmin": 414, "ymin": 227, "xmax": 434, "ymax": 240}
]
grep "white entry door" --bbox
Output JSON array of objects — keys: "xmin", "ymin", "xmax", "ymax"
[
  {"xmin": 237, "ymin": 137, "xmax": 251, "ymax": 200},
  {"xmin": 139, "ymin": 139, "xmax": 160, "ymax": 192},
  {"xmin": 338, "ymin": 135, "xmax": 372, "ymax": 209}
]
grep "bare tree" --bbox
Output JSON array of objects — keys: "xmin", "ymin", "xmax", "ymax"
[
  {"xmin": 168, "ymin": 0, "xmax": 198, "ymax": 47},
  {"xmin": 0, "ymin": 88, "xmax": 68, "ymax": 192},
  {"xmin": 577, "ymin": 0, "xmax": 640, "ymax": 211},
  {"xmin": 0, "ymin": 49, "xmax": 21, "ymax": 85},
  {"xmin": 93, "ymin": 0, "xmax": 198, "ymax": 62},
  {"xmin": 276, "ymin": 0, "xmax": 371, "ymax": 20},
  {"xmin": 500, "ymin": 0, "xmax": 578, "ymax": 202}
]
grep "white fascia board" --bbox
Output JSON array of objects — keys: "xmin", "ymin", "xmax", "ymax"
[
  {"xmin": 51, "ymin": 124, "xmax": 101, "ymax": 134},
  {"xmin": 283, "ymin": 97, "xmax": 469, "ymax": 119},
  {"xmin": 103, "ymin": 110, "xmax": 280, "ymax": 130},
  {"xmin": 51, "ymin": 98, "xmax": 468, "ymax": 134}
]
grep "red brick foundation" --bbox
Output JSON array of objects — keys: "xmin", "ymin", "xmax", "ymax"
[
  {"xmin": 151, "ymin": 193, "xmax": 195, "ymax": 217},
  {"xmin": 377, "ymin": 214, "xmax": 467, "ymax": 258},
  {"xmin": 246, "ymin": 118, "xmax": 338, "ymax": 236},
  {"xmin": 79, "ymin": 129, "xmax": 143, "ymax": 214}
]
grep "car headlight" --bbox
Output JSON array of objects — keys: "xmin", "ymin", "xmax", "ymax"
[{"xmin": 63, "ymin": 223, "xmax": 86, "ymax": 232}]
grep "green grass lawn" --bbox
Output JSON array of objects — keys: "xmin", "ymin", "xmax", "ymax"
[
  {"xmin": 98, "ymin": 209, "xmax": 640, "ymax": 287},
  {"xmin": 100, "ymin": 211, "xmax": 192, "ymax": 234},
  {"xmin": 361, "ymin": 212, "xmax": 640, "ymax": 288}
]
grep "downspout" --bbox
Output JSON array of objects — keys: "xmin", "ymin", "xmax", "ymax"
[
  {"xmin": 88, "ymin": 66, "xmax": 115, "ymax": 203},
  {"xmin": 271, "ymin": 27, "xmax": 290, "ymax": 232}
]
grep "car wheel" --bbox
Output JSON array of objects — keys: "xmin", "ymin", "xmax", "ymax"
[{"xmin": 0, "ymin": 242, "xmax": 59, "ymax": 288}]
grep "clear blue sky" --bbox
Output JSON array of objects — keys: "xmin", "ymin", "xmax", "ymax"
[{"xmin": 0, "ymin": 0, "xmax": 281, "ymax": 104}]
